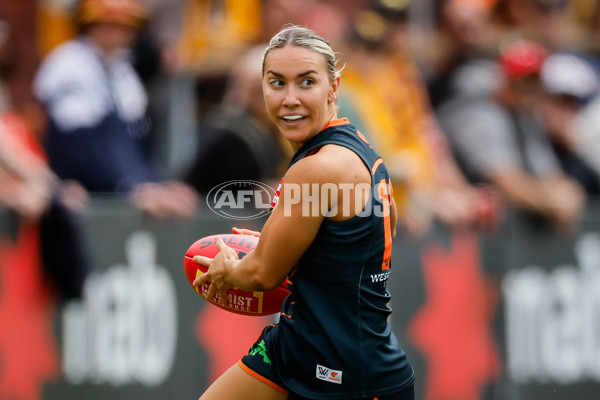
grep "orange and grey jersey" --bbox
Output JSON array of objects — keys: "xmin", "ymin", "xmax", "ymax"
[{"xmin": 267, "ymin": 118, "xmax": 415, "ymax": 399}]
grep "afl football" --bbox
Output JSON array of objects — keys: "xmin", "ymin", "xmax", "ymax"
[{"xmin": 183, "ymin": 234, "xmax": 290, "ymax": 316}]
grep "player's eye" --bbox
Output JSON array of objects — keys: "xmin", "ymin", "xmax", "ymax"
[{"xmin": 270, "ymin": 80, "xmax": 284, "ymax": 88}]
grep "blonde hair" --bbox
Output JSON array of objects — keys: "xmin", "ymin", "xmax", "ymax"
[{"xmin": 262, "ymin": 25, "xmax": 343, "ymax": 82}]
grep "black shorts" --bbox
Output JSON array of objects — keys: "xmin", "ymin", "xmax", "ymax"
[
  {"xmin": 239, "ymin": 325, "xmax": 289, "ymax": 395},
  {"xmin": 239, "ymin": 326, "xmax": 415, "ymax": 400}
]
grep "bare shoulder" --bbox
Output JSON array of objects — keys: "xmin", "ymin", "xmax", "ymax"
[{"xmin": 285, "ymin": 144, "xmax": 370, "ymax": 186}]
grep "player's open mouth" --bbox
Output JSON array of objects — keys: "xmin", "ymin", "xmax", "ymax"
[{"xmin": 281, "ymin": 115, "xmax": 306, "ymax": 123}]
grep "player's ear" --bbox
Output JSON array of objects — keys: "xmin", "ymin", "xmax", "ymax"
[{"xmin": 328, "ymin": 76, "xmax": 340, "ymax": 104}]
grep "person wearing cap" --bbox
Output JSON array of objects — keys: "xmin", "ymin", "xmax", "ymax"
[
  {"xmin": 435, "ymin": 40, "xmax": 585, "ymax": 231},
  {"xmin": 539, "ymin": 52, "xmax": 600, "ymax": 194},
  {"xmin": 33, "ymin": 0, "xmax": 198, "ymax": 219}
]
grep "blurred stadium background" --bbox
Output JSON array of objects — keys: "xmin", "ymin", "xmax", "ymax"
[{"xmin": 1, "ymin": 0, "xmax": 600, "ymax": 399}]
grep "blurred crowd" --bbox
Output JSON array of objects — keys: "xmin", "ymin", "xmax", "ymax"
[{"xmin": 1, "ymin": 0, "xmax": 600, "ymax": 298}]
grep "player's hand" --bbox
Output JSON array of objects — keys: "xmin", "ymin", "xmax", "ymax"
[{"xmin": 192, "ymin": 237, "xmax": 239, "ymax": 307}]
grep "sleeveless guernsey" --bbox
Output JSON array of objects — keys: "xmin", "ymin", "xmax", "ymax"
[{"xmin": 266, "ymin": 118, "xmax": 414, "ymax": 399}]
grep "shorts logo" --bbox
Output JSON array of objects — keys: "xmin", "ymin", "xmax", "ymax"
[
  {"xmin": 316, "ymin": 364, "xmax": 342, "ymax": 384},
  {"xmin": 249, "ymin": 339, "xmax": 271, "ymax": 365}
]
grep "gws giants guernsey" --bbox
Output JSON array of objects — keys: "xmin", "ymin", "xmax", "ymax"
[{"xmin": 266, "ymin": 118, "xmax": 415, "ymax": 399}]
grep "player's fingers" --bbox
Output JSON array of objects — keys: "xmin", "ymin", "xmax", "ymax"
[
  {"xmin": 213, "ymin": 237, "xmax": 228, "ymax": 251},
  {"xmin": 219, "ymin": 287, "xmax": 229, "ymax": 307},
  {"xmin": 232, "ymin": 227, "xmax": 261, "ymax": 237},
  {"xmin": 205, "ymin": 282, "xmax": 217, "ymax": 302},
  {"xmin": 193, "ymin": 255, "xmax": 212, "ymax": 266},
  {"xmin": 192, "ymin": 272, "xmax": 209, "ymax": 287}
]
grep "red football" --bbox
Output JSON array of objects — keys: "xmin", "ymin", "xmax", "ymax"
[{"xmin": 183, "ymin": 234, "xmax": 290, "ymax": 316}]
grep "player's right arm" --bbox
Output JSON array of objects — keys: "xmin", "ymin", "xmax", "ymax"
[
  {"xmin": 193, "ymin": 144, "xmax": 370, "ymax": 303},
  {"xmin": 193, "ymin": 153, "xmax": 329, "ymax": 302}
]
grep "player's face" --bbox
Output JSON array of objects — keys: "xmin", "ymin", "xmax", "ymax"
[{"xmin": 262, "ymin": 46, "xmax": 338, "ymax": 149}]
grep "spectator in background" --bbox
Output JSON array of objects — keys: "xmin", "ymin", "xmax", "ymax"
[
  {"xmin": 435, "ymin": 40, "xmax": 585, "ymax": 231},
  {"xmin": 175, "ymin": 0, "xmax": 262, "ymax": 72},
  {"xmin": 0, "ymin": 113, "xmax": 91, "ymax": 301},
  {"xmin": 492, "ymin": 0, "xmax": 585, "ymax": 51},
  {"xmin": 32, "ymin": 0, "xmax": 198, "ymax": 298},
  {"xmin": 539, "ymin": 52, "xmax": 600, "ymax": 194},
  {"xmin": 428, "ymin": 0, "xmax": 501, "ymax": 110},
  {"xmin": 33, "ymin": 0, "xmax": 198, "ymax": 219},
  {"xmin": 339, "ymin": 1, "xmax": 500, "ymax": 236},
  {"xmin": 183, "ymin": 45, "xmax": 291, "ymax": 195},
  {"xmin": 0, "ymin": 14, "xmax": 88, "ymax": 299},
  {"xmin": 567, "ymin": 2, "xmax": 600, "ymax": 182},
  {"xmin": 0, "ymin": 17, "xmax": 50, "ymax": 221}
]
